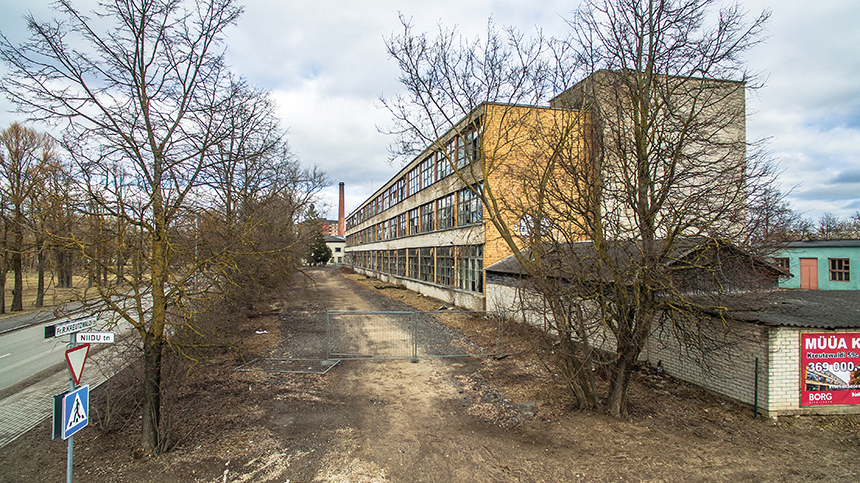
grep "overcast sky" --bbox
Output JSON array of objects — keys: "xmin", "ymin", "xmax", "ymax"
[{"xmin": 1, "ymin": 1, "xmax": 858, "ymax": 223}]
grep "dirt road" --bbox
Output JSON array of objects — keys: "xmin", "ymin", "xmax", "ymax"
[
  {"xmin": 1, "ymin": 266, "xmax": 856, "ymax": 482},
  {"xmin": 244, "ymin": 267, "xmax": 858, "ymax": 482}
]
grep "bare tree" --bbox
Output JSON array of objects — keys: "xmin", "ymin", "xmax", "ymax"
[
  {"xmin": 814, "ymin": 212, "xmax": 858, "ymax": 240},
  {"xmin": 0, "ymin": 123, "xmax": 54, "ymax": 311},
  {"xmin": 384, "ymin": 0, "xmax": 773, "ymax": 417},
  {"xmin": 198, "ymin": 81, "xmax": 330, "ymax": 303},
  {"xmin": 1, "ymin": 0, "xmax": 243, "ymax": 452}
]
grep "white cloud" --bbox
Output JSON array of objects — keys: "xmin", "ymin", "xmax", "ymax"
[{"xmin": 1, "ymin": 0, "xmax": 858, "ymax": 222}]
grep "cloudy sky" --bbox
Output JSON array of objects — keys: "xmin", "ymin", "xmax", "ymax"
[{"xmin": 1, "ymin": 1, "xmax": 858, "ymax": 223}]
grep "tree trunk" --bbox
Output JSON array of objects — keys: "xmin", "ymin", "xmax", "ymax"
[
  {"xmin": 607, "ymin": 353, "xmax": 635, "ymax": 417},
  {"xmin": 59, "ymin": 250, "xmax": 73, "ymax": 288},
  {"xmin": 556, "ymin": 335, "xmax": 599, "ymax": 410},
  {"xmin": 0, "ymin": 270, "xmax": 6, "ymax": 314},
  {"xmin": 35, "ymin": 246, "xmax": 45, "ymax": 307},
  {"xmin": 141, "ymin": 333, "xmax": 163, "ymax": 453},
  {"xmin": 607, "ymin": 293, "xmax": 655, "ymax": 417},
  {"xmin": 11, "ymin": 251, "xmax": 22, "ymax": 312}
]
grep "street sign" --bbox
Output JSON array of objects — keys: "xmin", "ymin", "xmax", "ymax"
[
  {"xmin": 52, "ymin": 390, "xmax": 68, "ymax": 440},
  {"xmin": 65, "ymin": 344, "xmax": 90, "ymax": 385},
  {"xmin": 61, "ymin": 385, "xmax": 89, "ymax": 440},
  {"xmin": 76, "ymin": 331, "xmax": 115, "ymax": 344},
  {"xmin": 44, "ymin": 315, "xmax": 97, "ymax": 339}
]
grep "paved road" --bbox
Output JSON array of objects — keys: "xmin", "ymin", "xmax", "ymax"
[{"xmin": 0, "ymin": 323, "xmax": 71, "ymax": 391}]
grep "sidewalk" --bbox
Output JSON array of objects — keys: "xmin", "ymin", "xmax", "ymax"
[{"xmin": 0, "ymin": 340, "xmax": 131, "ymax": 448}]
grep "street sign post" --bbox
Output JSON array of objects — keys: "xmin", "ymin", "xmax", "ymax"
[
  {"xmin": 43, "ymin": 314, "xmax": 99, "ymax": 483},
  {"xmin": 75, "ymin": 331, "xmax": 115, "ymax": 344}
]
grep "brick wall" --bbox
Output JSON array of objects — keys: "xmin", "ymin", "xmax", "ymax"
[{"xmin": 646, "ymin": 319, "xmax": 769, "ymax": 410}]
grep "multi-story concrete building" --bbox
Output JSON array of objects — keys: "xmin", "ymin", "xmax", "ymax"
[
  {"xmin": 344, "ymin": 102, "xmax": 588, "ymax": 310},
  {"xmin": 344, "ymin": 71, "xmax": 747, "ymax": 310}
]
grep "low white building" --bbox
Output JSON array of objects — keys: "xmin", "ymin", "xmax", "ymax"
[
  {"xmin": 485, "ymin": 242, "xmax": 860, "ymax": 417},
  {"xmin": 325, "ymin": 235, "xmax": 346, "ymax": 266}
]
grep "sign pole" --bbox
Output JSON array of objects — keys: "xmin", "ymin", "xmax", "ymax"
[{"xmin": 67, "ymin": 335, "xmax": 75, "ymax": 483}]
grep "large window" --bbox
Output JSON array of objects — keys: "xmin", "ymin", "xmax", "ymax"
[
  {"xmin": 408, "ymin": 248, "xmax": 419, "ymax": 279},
  {"xmin": 420, "ymin": 247, "xmax": 434, "ymax": 282},
  {"xmin": 409, "ymin": 208, "xmax": 420, "ymax": 235},
  {"xmin": 437, "ymin": 193, "xmax": 456, "ymax": 230},
  {"xmin": 437, "ymin": 150, "xmax": 453, "ymax": 179},
  {"xmin": 458, "ymin": 186, "xmax": 483, "ymax": 226},
  {"xmin": 419, "ymin": 155, "xmax": 434, "ymax": 190},
  {"xmin": 397, "ymin": 213, "xmax": 406, "ymax": 238},
  {"xmin": 458, "ymin": 245, "xmax": 483, "ymax": 293},
  {"xmin": 436, "ymin": 246, "xmax": 455, "ymax": 286},
  {"xmin": 397, "ymin": 249, "xmax": 407, "ymax": 277},
  {"xmin": 420, "ymin": 202, "xmax": 435, "ymax": 232},
  {"xmin": 382, "ymin": 219, "xmax": 391, "ymax": 240},
  {"xmin": 829, "ymin": 258, "xmax": 850, "ymax": 281},
  {"xmin": 458, "ymin": 127, "xmax": 479, "ymax": 168},
  {"xmin": 408, "ymin": 167, "xmax": 419, "ymax": 196},
  {"xmin": 396, "ymin": 178, "xmax": 406, "ymax": 204}
]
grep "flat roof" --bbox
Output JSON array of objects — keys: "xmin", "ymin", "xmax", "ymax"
[
  {"xmin": 724, "ymin": 290, "xmax": 860, "ymax": 329},
  {"xmin": 784, "ymin": 240, "xmax": 860, "ymax": 248}
]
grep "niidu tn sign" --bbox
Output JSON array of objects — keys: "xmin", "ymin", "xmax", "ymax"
[
  {"xmin": 44, "ymin": 315, "xmax": 97, "ymax": 339},
  {"xmin": 76, "ymin": 331, "xmax": 115, "ymax": 344}
]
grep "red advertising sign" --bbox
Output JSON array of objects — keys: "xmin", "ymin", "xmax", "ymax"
[{"xmin": 801, "ymin": 333, "xmax": 860, "ymax": 406}]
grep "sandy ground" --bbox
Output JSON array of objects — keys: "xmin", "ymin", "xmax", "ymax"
[{"xmin": 1, "ymin": 266, "xmax": 858, "ymax": 482}]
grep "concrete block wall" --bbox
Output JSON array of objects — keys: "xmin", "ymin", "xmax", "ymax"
[
  {"xmin": 646, "ymin": 320, "xmax": 769, "ymax": 410},
  {"xmin": 350, "ymin": 266, "xmax": 484, "ymax": 311},
  {"xmin": 766, "ymin": 327, "xmax": 799, "ymax": 414}
]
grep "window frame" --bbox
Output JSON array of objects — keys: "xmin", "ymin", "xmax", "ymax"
[
  {"xmin": 437, "ymin": 193, "xmax": 456, "ymax": 230},
  {"xmin": 829, "ymin": 258, "xmax": 850, "ymax": 282},
  {"xmin": 436, "ymin": 246, "xmax": 455, "ymax": 287}
]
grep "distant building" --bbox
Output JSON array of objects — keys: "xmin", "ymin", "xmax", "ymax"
[
  {"xmin": 773, "ymin": 240, "xmax": 860, "ymax": 290},
  {"xmin": 325, "ymin": 235, "xmax": 346, "ymax": 265}
]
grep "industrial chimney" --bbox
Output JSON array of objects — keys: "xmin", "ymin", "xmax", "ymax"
[{"xmin": 338, "ymin": 182, "xmax": 345, "ymax": 237}]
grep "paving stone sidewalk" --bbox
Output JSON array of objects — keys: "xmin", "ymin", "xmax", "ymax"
[{"xmin": 0, "ymin": 343, "xmax": 129, "ymax": 448}]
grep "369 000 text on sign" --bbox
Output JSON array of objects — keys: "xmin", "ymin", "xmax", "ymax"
[{"xmin": 801, "ymin": 333, "xmax": 860, "ymax": 406}]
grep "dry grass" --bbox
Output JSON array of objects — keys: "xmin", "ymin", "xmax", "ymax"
[{"xmin": 0, "ymin": 270, "xmax": 90, "ymax": 320}]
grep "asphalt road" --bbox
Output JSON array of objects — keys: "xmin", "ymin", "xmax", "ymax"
[
  {"xmin": 0, "ymin": 323, "xmax": 71, "ymax": 391},
  {"xmin": 0, "ymin": 295, "xmax": 148, "ymax": 391}
]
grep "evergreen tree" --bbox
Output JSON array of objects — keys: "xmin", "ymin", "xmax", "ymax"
[{"xmin": 308, "ymin": 232, "xmax": 332, "ymax": 266}]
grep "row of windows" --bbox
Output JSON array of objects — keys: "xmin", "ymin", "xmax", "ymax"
[
  {"xmin": 346, "ymin": 186, "xmax": 483, "ymax": 246},
  {"xmin": 346, "ymin": 125, "xmax": 480, "ymax": 230},
  {"xmin": 774, "ymin": 257, "xmax": 851, "ymax": 282},
  {"xmin": 347, "ymin": 245, "xmax": 484, "ymax": 293}
]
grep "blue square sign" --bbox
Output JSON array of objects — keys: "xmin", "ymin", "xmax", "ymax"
[{"xmin": 62, "ymin": 385, "xmax": 89, "ymax": 440}]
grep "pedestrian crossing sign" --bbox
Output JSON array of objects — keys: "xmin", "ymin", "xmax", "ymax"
[{"xmin": 61, "ymin": 385, "xmax": 89, "ymax": 440}]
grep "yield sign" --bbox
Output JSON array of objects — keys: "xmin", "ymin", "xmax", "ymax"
[{"xmin": 65, "ymin": 344, "xmax": 90, "ymax": 385}]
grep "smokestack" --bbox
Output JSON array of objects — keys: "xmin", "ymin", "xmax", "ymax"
[{"xmin": 338, "ymin": 182, "xmax": 345, "ymax": 237}]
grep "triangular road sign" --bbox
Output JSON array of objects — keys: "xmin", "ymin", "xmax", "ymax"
[{"xmin": 65, "ymin": 344, "xmax": 90, "ymax": 385}]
